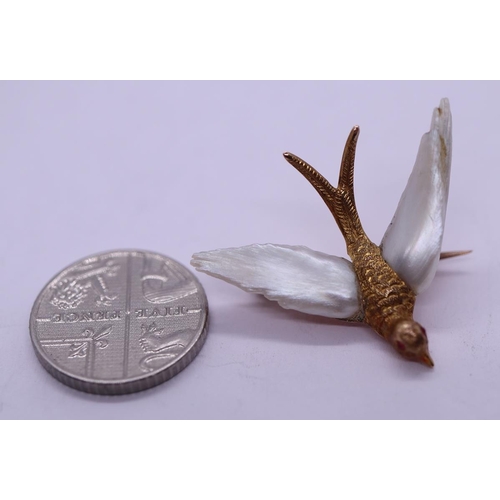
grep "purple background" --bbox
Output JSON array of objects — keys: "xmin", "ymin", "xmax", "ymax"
[{"xmin": 0, "ymin": 81, "xmax": 498, "ymax": 419}]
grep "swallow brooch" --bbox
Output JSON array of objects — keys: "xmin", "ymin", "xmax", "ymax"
[{"xmin": 192, "ymin": 98, "xmax": 470, "ymax": 367}]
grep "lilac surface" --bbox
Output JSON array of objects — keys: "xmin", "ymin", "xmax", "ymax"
[{"xmin": 0, "ymin": 81, "xmax": 498, "ymax": 419}]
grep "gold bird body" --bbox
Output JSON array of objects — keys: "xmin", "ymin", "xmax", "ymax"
[
  {"xmin": 283, "ymin": 126, "xmax": 432, "ymax": 366},
  {"xmin": 192, "ymin": 99, "xmax": 470, "ymax": 367}
]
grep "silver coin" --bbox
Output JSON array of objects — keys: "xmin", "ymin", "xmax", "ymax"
[{"xmin": 30, "ymin": 250, "xmax": 209, "ymax": 395}]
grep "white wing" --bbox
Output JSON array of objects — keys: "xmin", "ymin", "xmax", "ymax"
[
  {"xmin": 381, "ymin": 98, "xmax": 452, "ymax": 294},
  {"xmin": 191, "ymin": 243, "xmax": 361, "ymax": 319}
]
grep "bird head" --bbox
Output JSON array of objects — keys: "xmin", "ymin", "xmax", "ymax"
[{"xmin": 389, "ymin": 320, "xmax": 434, "ymax": 367}]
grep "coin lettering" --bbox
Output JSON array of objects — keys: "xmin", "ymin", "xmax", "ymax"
[{"xmin": 50, "ymin": 310, "xmax": 123, "ymax": 323}]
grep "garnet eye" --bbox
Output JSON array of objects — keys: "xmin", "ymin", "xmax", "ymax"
[{"xmin": 396, "ymin": 341, "xmax": 406, "ymax": 351}]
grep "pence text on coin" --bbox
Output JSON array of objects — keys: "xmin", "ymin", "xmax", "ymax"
[{"xmin": 30, "ymin": 250, "xmax": 209, "ymax": 395}]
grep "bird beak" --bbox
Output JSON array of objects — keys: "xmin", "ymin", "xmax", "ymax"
[{"xmin": 419, "ymin": 353, "xmax": 434, "ymax": 368}]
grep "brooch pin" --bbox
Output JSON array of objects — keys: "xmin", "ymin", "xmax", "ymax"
[{"xmin": 192, "ymin": 99, "xmax": 470, "ymax": 367}]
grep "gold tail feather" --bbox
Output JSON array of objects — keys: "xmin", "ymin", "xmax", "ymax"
[{"xmin": 283, "ymin": 126, "xmax": 364, "ymax": 243}]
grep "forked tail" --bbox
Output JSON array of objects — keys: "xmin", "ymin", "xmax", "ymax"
[{"xmin": 283, "ymin": 126, "xmax": 367, "ymax": 245}]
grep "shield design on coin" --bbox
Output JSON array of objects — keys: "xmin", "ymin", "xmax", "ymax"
[
  {"xmin": 138, "ymin": 321, "xmax": 197, "ymax": 372},
  {"xmin": 141, "ymin": 253, "xmax": 197, "ymax": 304},
  {"xmin": 49, "ymin": 259, "xmax": 120, "ymax": 310}
]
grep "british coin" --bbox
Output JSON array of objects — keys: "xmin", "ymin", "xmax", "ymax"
[{"xmin": 30, "ymin": 250, "xmax": 209, "ymax": 395}]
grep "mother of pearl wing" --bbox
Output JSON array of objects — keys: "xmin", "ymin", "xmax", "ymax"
[
  {"xmin": 381, "ymin": 98, "xmax": 452, "ymax": 294},
  {"xmin": 191, "ymin": 243, "xmax": 361, "ymax": 319}
]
